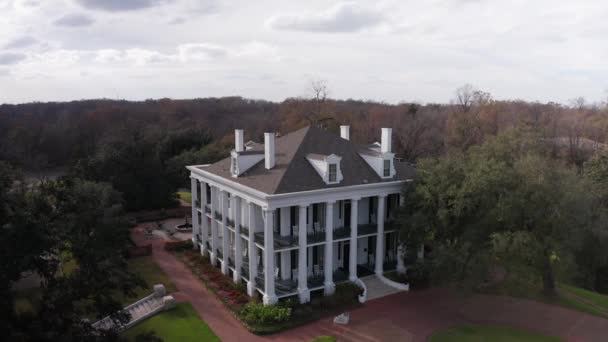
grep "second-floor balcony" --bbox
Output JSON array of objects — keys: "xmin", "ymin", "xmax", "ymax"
[{"xmin": 254, "ymin": 232, "xmax": 299, "ymax": 249}]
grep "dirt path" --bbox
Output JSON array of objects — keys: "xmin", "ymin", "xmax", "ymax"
[{"xmin": 131, "ymin": 225, "xmax": 608, "ymax": 342}]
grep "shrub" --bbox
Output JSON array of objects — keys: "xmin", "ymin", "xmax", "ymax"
[
  {"xmin": 240, "ymin": 302, "xmax": 292, "ymax": 325},
  {"xmin": 164, "ymin": 240, "xmax": 193, "ymax": 251},
  {"xmin": 407, "ymin": 261, "xmax": 430, "ymax": 289},
  {"xmin": 320, "ymin": 282, "xmax": 362, "ymax": 308}
]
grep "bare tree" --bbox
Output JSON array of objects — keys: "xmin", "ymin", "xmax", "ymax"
[
  {"xmin": 455, "ymin": 84, "xmax": 475, "ymax": 113},
  {"xmin": 311, "ymin": 79, "xmax": 328, "ymax": 120},
  {"xmin": 569, "ymin": 97, "xmax": 586, "ymax": 111}
]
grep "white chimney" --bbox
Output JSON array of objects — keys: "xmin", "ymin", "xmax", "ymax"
[
  {"xmin": 381, "ymin": 128, "xmax": 392, "ymax": 153},
  {"xmin": 264, "ymin": 132, "xmax": 275, "ymax": 169},
  {"xmin": 340, "ymin": 125, "xmax": 350, "ymax": 140},
  {"xmin": 235, "ymin": 129, "xmax": 244, "ymax": 152}
]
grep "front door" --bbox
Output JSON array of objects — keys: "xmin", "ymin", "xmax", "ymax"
[{"xmin": 343, "ymin": 242, "xmax": 350, "ymax": 273}]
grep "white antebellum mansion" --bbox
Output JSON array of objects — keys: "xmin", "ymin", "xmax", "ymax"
[{"xmin": 187, "ymin": 125, "xmax": 415, "ymax": 305}]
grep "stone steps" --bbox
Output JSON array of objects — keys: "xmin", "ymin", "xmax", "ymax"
[
  {"xmin": 92, "ymin": 284, "xmax": 174, "ymax": 332},
  {"xmin": 361, "ymin": 275, "xmax": 403, "ymax": 301}
]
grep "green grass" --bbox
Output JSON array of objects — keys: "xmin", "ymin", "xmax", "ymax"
[
  {"xmin": 482, "ymin": 275, "xmax": 608, "ymax": 319},
  {"xmin": 124, "ymin": 256, "xmax": 178, "ymax": 304},
  {"xmin": 559, "ymin": 284, "xmax": 608, "ymax": 311},
  {"xmin": 123, "ymin": 303, "xmax": 219, "ymax": 342},
  {"xmin": 429, "ymin": 325, "xmax": 563, "ymax": 342},
  {"xmin": 311, "ymin": 336, "xmax": 336, "ymax": 342},
  {"xmin": 177, "ymin": 191, "xmax": 192, "ymax": 204}
]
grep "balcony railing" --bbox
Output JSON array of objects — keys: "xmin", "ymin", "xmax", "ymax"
[
  {"xmin": 241, "ymin": 266, "xmax": 249, "ymax": 280},
  {"xmin": 276, "ymin": 278, "xmax": 298, "ymax": 295},
  {"xmin": 216, "ymin": 249, "xmax": 223, "ymax": 259},
  {"xmin": 358, "ymin": 223, "xmax": 378, "ymax": 236},
  {"xmin": 307, "ymin": 230, "xmax": 325, "ymax": 244},
  {"xmin": 240, "ymin": 224, "xmax": 249, "ymax": 237},
  {"xmin": 227, "ymin": 218, "xmax": 235, "ymax": 228},
  {"xmin": 307, "ymin": 274, "xmax": 324, "ymax": 288},
  {"xmin": 254, "ymin": 232, "xmax": 299, "ymax": 249},
  {"xmin": 333, "ymin": 226, "xmax": 351, "ymax": 240},
  {"xmin": 214, "ymin": 211, "xmax": 222, "ymax": 221},
  {"xmin": 204, "ymin": 205, "xmax": 211, "ymax": 214}
]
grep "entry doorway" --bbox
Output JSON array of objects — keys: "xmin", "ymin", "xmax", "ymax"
[{"xmin": 343, "ymin": 242, "xmax": 350, "ymax": 273}]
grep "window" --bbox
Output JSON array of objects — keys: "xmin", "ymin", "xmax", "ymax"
[
  {"xmin": 383, "ymin": 159, "xmax": 391, "ymax": 177},
  {"xmin": 328, "ymin": 163, "xmax": 337, "ymax": 182}
]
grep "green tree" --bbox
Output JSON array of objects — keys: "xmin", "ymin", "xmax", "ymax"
[
  {"xmin": 399, "ymin": 129, "xmax": 602, "ymax": 295},
  {"xmin": 77, "ymin": 128, "xmax": 177, "ymax": 211},
  {"xmin": 1, "ymin": 166, "xmax": 143, "ymax": 341}
]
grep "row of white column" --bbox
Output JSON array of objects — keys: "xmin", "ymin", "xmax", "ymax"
[
  {"xmin": 191, "ymin": 178, "xmax": 260, "ymax": 299},
  {"xmin": 191, "ymin": 177, "xmax": 391, "ymax": 305}
]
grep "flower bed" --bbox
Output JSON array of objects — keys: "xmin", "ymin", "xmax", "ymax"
[
  {"xmin": 164, "ymin": 240, "xmax": 194, "ymax": 252},
  {"xmin": 170, "ymin": 248, "xmax": 363, "ymax": 335}
]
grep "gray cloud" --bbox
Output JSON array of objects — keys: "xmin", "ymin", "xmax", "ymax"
[
  {"xmin": 168, "ymin": 17, "xmax": 186, "ymax": 25},
  {"xmin": 75, "ymin": 0, "xmax": 172, "ymax": 12},
  {"xmin": 4, "ymin": 36, "xmax": 38, "ymax": 49},
  {"xmin": 267, "ymin": 2, "xmax": 384, "ymax": 33},
  {"xmin": 0, "ymin": 52, "xmax": 26, "ymax": 65},
  {"xmin": 54, "ymin": 13, "xmax": 95, "ymax": 27}
]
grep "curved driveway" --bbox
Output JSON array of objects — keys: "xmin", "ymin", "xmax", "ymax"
[{"xmin": 132, "ymin": 226, "xmax": 608, "ymax": 342}]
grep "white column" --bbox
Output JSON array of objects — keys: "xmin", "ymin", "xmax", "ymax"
[
  {"xmin": 210, "ymin": 186, "xmax": 218, "ymax": 266},
  {"xmin": 247, "ymin": 201, "xmax": 257, "ymax": 297},
  {"xmin": 199, "ymin": 181, "xmax": 208, "ymax": 255},
  {"xmin": 263, "ymin": 208, "xmax": 278, "ymax": 305},
  {"xmin": 349, "ymin": 198, "xmax": 359, "ymax": 281},
  {"xmin": 280, "ymin": 207, "xmax": 290, "ymax": 280},
  {"xmin": 324, "ymin": 201, "xmax": 335, "ymax": 295},
  {"xmin": 298, "ymin": 204, "xmax": 310, "ymax": 303},
  {"xmin": 190, "ymin": 178, "xmax": 199, "ymax": 248},
  {"xmin": 376, "ymin": 195, "xmax": 386, "ymax": 275},
  {"xmin": 220, "ymin": 190, "xmax": 229, "ymax": 275},
  {"xmin": 233, "ymin": 196, "xmax": 242, "ymax": 283}
]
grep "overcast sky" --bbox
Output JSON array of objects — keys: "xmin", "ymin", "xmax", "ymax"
[{"xmin": 0, "ymin": 0, "xmax": 607, "ymax": 104}]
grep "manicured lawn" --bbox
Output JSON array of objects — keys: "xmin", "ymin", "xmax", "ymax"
[
  {"xmin": 177, "ymin": 191, "xmax": 192, "ymax": 204},
  {"xmin": 311, "ymin": 336, "xmax": 336, "ymax": 342},
  {"xmin": 429, "ymin": 325, "xmax": 563, "ymax": 342},
  {"xmin": 125, "ymin": 256, "xmax": 178, "ymax": 303},
  {"xmin": 559, "ymin": 284, "xmax": 608, "ymax": 311},
  {"xmin": 482, "ymin": 276, "xmax": 608, "ymax": 319},
  {"xmin": 123, "ymin": 303, "xmax": 219, "ymax": 342}
]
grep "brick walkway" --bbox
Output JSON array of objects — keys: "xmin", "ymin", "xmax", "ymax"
[{"xmin": 132, "ymin": 226, "xmax": 608, "ymax": 342}]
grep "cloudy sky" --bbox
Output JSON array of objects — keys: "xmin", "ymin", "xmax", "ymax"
[{"xmin": 0, "ymin": 0, "xmax": 607, "ymax": 104}]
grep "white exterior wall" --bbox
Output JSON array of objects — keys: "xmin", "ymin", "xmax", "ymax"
[
  {"xmin": 187, "ymin": 164, "xmax": 409, "ymax": 305},
  {"xmin": 359, "ymin": 197, "xmax": 370, "ymax": 225}
]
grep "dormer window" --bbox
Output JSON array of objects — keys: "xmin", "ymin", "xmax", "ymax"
[
  {"xmin": 329, "ymin": 164, "xmax": 337, "ymax": 182},
  {"xmin": 383, "ymin": 159, "xmax": 391, "ymax": 177},
  {"xmin": 306, "ymin": 153, "xmax": 343, "ymax": 185}
]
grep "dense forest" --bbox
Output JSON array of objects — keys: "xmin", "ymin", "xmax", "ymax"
[{"xmin": 1, "ymin": 85, "xmax": 607, "ymax": 211}]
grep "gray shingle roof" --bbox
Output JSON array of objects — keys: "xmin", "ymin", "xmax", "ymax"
[{"xmin": 196, "ymin": 126, "xmax": 415, "ymax": 194}]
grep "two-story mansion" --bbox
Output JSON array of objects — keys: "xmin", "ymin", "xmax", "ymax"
[{"xmin": 187, "ymin": 125, "xmax": 415, "ymax": 305}]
